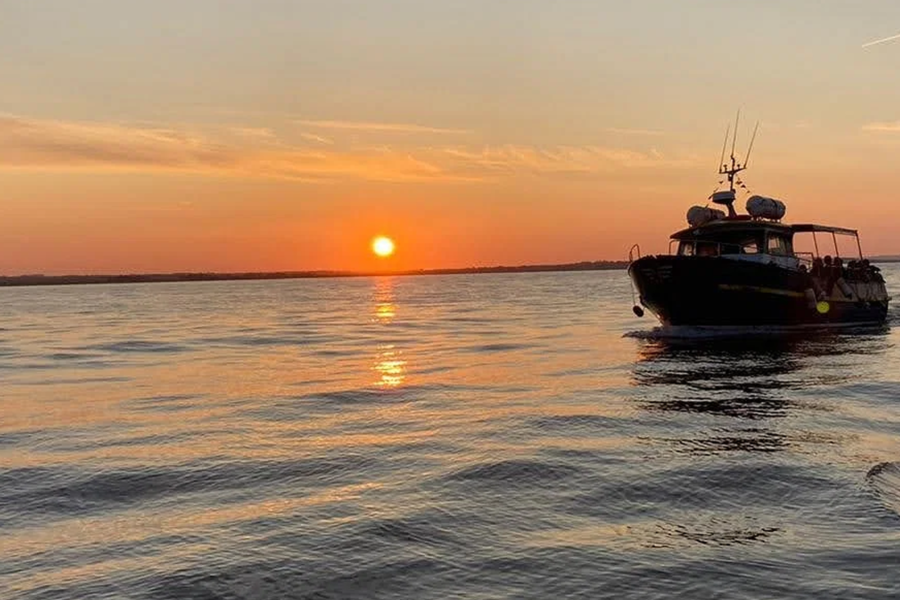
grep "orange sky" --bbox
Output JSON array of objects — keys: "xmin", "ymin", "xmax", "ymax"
[{"xmin": 3, "ymin": 1, "xmax": 900, "ymax": 274}]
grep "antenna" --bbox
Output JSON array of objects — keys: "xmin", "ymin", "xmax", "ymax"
[
  {"xmin": 715, "ymin": 110, "xmax": 755, "ymax": 216},
  {"xmin": 719, "ymin": 124, "xmax": 730, "ymax": 171},
  {"xmin": 730, "ymin": 109, "xmax": 740, "ymax": 163},
  {"xmin": 744, "ymin": 121, "xmax": 760, "ymax": 168}
]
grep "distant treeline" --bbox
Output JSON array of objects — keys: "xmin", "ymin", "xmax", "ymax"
[{"xmin": 0, "ymin": 260, "xmax": 629, "ymax": 287}]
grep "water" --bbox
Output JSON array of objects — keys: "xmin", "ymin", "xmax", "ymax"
[{"xmin": 2, "ymin": 268, "xmax": 900, "ymax": 599}]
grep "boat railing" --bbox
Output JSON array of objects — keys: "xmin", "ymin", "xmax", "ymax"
[
  {"xmin": 794, "ymin": 252, "xmax": 815, "ymax": 269},
  {"xmin": 628, "ymin": 244, "xmax": 642, "ymax": 263}
]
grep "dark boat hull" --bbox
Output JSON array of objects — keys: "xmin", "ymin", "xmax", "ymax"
[{"xmin": 628, "ymin": 255, "xmax": 889, "ymax": 327}]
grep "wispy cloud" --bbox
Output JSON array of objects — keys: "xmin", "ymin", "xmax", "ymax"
[
  {"xmin": 605, "ymin": 127, "xmax": 665, "ymax": 136},
  {"xmin": 441, "ymin": 144, "xmax": 698, "ymax": 175},
  {"xmin": 297, "ymin": 119, "xmax": 471, "ymax": 135},
  {"xmin": 0, "ymin": 114, "xmax": 698, "ymax": 184},
  {"xmin": 230, "ymin": 126, "xmax": 280, "ymax": 142},
  {"xmin": 862, "ymin": 32, "xmax": 900, "ymax": 48},
  {"xmin": 0, "ymin": 115, "xmax": 447, "ymax": 182},
  {"xmin": 0, "ymin": 115, "xmax": 231, "ymax": 171},
  {"xmin": 300, "ymin": 131, "xmax": 334, "ymax": 145},
  {"xmin": 862, "ymin": 121, "xmax": 900, "ymax": 132}
]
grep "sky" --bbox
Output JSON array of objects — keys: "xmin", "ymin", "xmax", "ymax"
[{"xmin": 2, "ymin": 0, "xmax": 900, "ymax": 274}]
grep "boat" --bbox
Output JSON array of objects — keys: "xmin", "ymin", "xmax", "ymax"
[{"xmin": 627, "ymin": 119, "xmax": 890, "ymax": 327}]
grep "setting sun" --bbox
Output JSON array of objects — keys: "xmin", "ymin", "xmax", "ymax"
[{"xmin": 372, "ymin": 236, "xmax": 396, "ymax": 258}]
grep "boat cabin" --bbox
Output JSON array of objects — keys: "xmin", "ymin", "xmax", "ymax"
[
  {"xmin": 670, "ymin": 220, "xmax": 796, "ymax": 260},
  {"xmin": 668, "ymin": 219, "xmax": 872, "ymax": 278}
]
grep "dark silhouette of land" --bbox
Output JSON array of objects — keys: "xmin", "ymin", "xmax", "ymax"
[
  {"xmin": 5, "ymin": 255, "xmax": 897, "ymax": 288},
  {"xmin": 0, "ymin": 260, "xmax": 629, "ymax": 287}
]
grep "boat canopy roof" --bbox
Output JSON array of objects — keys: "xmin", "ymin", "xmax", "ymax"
[
  {"xmin": 670, "ymin": 219, "xmax": 859, "ymax": 241},
  {"xmin": 669, "ymin": 219, "xmax": 792, "ymax": 241},
  {"xmin": 790, "ymin": 224, "xmax": 858, "ymax": 236}
]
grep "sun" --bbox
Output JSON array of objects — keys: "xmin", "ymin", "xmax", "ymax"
[{"xmin": 372, "ymin": 236, "xmax": 395, "ymax": 258}]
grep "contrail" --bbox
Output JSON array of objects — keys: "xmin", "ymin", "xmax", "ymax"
[{"xmin": 862, "ymin": 32, "xmax": 900, "ymax": 48}]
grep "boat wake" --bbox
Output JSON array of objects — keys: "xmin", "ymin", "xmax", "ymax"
[
  {"xmin": 624, "ymin": 321, "xmax": 890, "ymax": 342},
  {"xmin": 625, "ymin": 326, "xmax": 788, "ymax": 342}
]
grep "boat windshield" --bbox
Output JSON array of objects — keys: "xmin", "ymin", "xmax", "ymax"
[
  {"xmin": 766, "ymin": 233, "xmax": 792, "ymax": 256},
  {"xmin": 739, "ymin": 238, "xmax": 759, "ymax": 254},
  {"xmin": 677, "ymin": 241, "xmax": 722, "ymax": 256},
  {"xmin": 674, "ymin": 229, "xmax": 796, "ymax": 258}
]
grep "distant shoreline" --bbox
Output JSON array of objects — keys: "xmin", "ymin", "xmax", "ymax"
[
  {"xmin": 3, "ymin": 256, "xmax": 897, "ymax": 288},
  {"xmin": 0, "ymin": 261, "xmax": 629, "ymax": 287}
]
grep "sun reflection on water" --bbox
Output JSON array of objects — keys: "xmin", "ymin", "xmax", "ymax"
[
  {"xmin": 372, "ymin": 278, "xmax": 396, "ymax": 324},
  {"xmin": 371, "ymin": 278, "xmax": 406, "ymax": 387},
  {"xmin": 374, "ymin": 345, "xmax": 406, "ymax": 387},
  {"xmin": 375, "ymin": 303, "xmax": 396, "ymax": 321}
]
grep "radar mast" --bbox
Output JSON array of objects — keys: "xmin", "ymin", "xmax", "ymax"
[{"xmin": 712, "ymin": 110, "xmax": 759, "ymax": 217}]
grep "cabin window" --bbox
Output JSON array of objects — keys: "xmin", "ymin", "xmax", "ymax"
[
  {"xmin": 767, "ymin": 234, "xmax": 791, "ymax": 256},
  {"xmin": 678, "ymin": 241, "xmax": 695, "ymax": 256},
  {"xmin": 697, "ymin": 242, "xmax": 719, "ymax": 257},
  {"xmin": 740, "ymin": 239, "xmax": 759, "ymax": 254}
]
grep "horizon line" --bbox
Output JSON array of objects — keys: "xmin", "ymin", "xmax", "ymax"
[{"xmin": 0, "ymin": 260, "xmax": 634, "ymax": 287}]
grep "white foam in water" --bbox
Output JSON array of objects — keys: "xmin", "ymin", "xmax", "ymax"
[{"xmin": 867, "ymin": 462, "xmax": 900, "ymax": 518}]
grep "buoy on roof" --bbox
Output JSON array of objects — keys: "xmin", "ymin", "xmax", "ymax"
[
  {"xmin": 746, "ymin": 195, "xmax": 786, "ymax": 220},
  {"xmin": 687, "ymin": 205, "xmax": 726, "ymax": 227}
]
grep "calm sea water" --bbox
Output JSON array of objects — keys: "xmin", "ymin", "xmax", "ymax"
[{"xmin": 2, "ymin": 268, "xmax": 900, "ymax": 599}]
